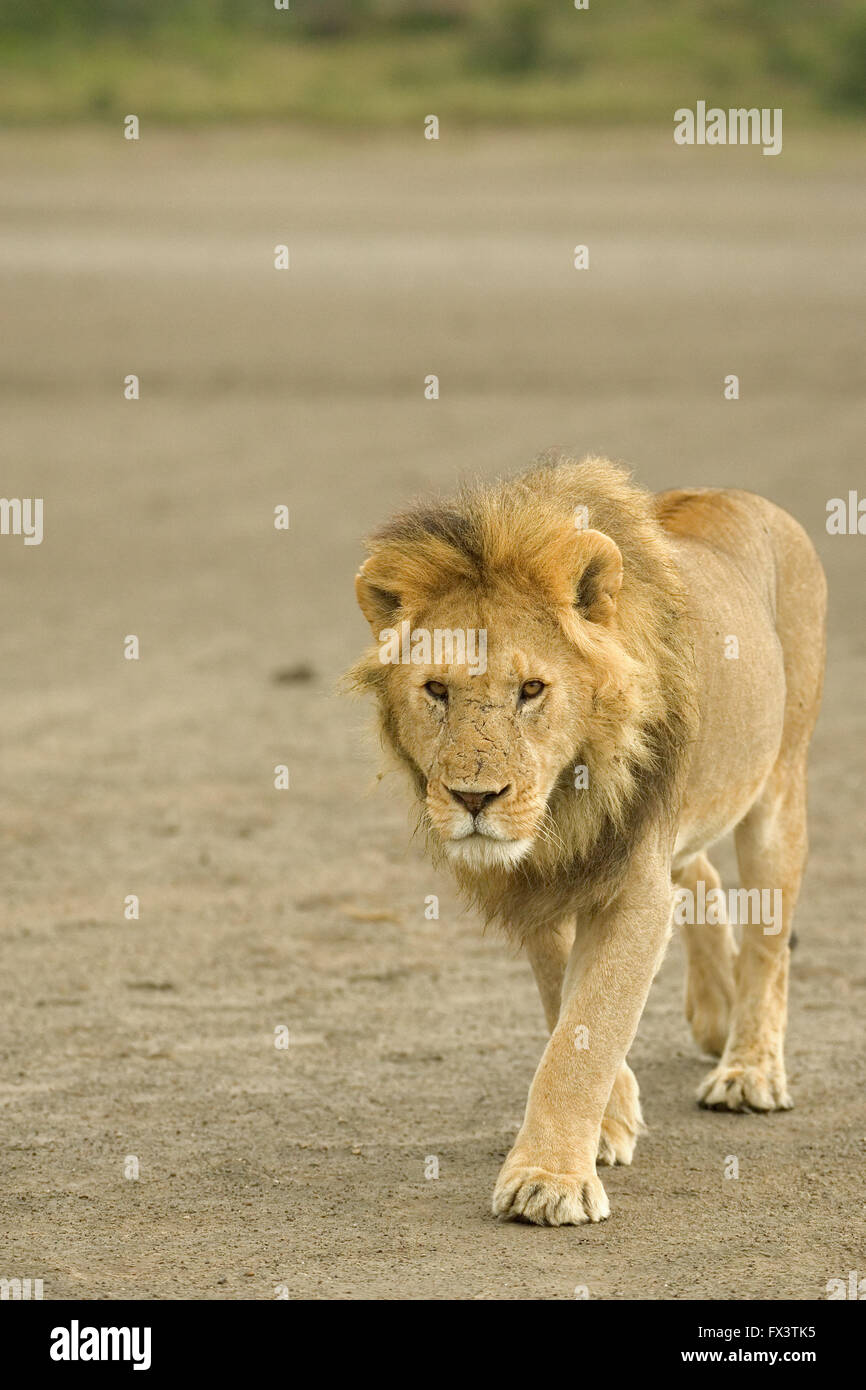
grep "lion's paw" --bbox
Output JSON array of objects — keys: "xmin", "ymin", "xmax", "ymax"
[
  {"xmin": 697, "ymin": 1058, "xmax": 792, "ymax": 1113},
  {"xmin": 596, "ymin": 1062, "xmax": 644, "ymax": 1166},
  {"xmin": 596, "ymin": 1113, "xmax": 638, "ymax": 1167},
  {"xmin": 492, "ymin": 1165, "xmax": 610, "ymax": 1226}
]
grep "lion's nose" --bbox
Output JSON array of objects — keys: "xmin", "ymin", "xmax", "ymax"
[{"xmin": 448, "ymin": 786, "xmax": 510, "ymax": 816}]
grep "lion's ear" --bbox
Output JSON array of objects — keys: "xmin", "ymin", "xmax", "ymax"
[
  {"xmin": 355, "ymin": 558, "xmax": 402, "ymax": 636},
  {"xmin": 571, "ymin": 529, "xmax": 623, "ymax": 624}
]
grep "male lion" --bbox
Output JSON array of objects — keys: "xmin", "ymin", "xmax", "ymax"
[{"xmin": 349, "ymin": 452, "xmax": 826, "ymax": 1226}]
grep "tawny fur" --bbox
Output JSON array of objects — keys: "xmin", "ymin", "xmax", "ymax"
[
  {"xmin": 349, "ymin": 453, "xmax": 699, "ymax": 928},
  {"xmin": 349, "ymin": 451, "xmax": 826, "ymax": 1226}
]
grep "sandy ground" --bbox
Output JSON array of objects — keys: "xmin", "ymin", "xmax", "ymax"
[{"xmin": 1, "ymin": 128, "xmax": 864, "ymax": 1300}]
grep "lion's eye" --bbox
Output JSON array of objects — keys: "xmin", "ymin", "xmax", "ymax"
[
  {"xmin": 424, "ymin": 680, "xmax": 448, "ymax": 701},
  {"xmin": 520, "ymin": 680, "xmax": 545, "ymax": 701}
]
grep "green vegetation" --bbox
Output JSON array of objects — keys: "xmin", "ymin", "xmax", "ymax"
[{"xmin": 0, "ymin": 0, "xmax": 863, "ymax": 126}]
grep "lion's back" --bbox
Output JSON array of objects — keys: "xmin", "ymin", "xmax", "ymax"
[{"xmin": 655, "ymin": 484, "xmax": 826, "ymax": 756}]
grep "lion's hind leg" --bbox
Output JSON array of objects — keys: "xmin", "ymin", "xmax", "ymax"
[
  {"xmin": 676, "ymin": 852, "xmax": 737, "ymax": 1058},
  {"xmin": 697, "ymin": 765, "xmax": 807, "ymax": 1112},
  {"xmin": 697, "ymin": 496, "xmax": 824, "ymax": 1113}
]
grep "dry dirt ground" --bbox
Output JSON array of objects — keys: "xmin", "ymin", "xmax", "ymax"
[{"xmin": 1, "ymin": 128, "xmax": 864, "ymax": 1301}]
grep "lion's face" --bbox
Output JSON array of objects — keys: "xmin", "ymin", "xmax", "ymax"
[
  {"xmin": 353, "ymin": 502, "xmax": 631, "ymax": 875},
  {"xmin": 373, "ymin": 588, "xmax": 600, "ymax": 871},
  {"xmin": 352, "ymin": 459, "xmax": 697, "ymax": 918}
]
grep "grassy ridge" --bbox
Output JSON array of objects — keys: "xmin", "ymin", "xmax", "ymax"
[{"xmin": 1, "ymin": 0, "xmax": 864, "ymax": 126}]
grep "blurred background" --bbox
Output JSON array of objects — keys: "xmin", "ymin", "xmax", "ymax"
[
  {"xmin": 1, "ymin": 1, "xmax": 864, "ymax": 1301},
  {"xmin": 2, "ymin": 0, "xmax": 866, "ymax": 125}
]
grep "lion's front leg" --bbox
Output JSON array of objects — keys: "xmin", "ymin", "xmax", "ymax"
[
  {"xmin": 495, "ymin": 854, "xmax": 672, "ymax": 1226},
  {"xmin": 524, "ymin": 923, "xmax": 643, "ymax": 1167},
  {"xmin": 596, "ymin": 1060, "xmax": 644, "ymax": 1167}
]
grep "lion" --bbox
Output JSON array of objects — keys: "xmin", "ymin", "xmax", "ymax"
[{"xmin": 349, "ymin": 451, "xmax": 826, "ymax": 1226}]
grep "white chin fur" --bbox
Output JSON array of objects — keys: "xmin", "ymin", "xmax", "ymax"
[{"xmin": 444, "ymin": 834, "xmax": 533, "ymax": 871}]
